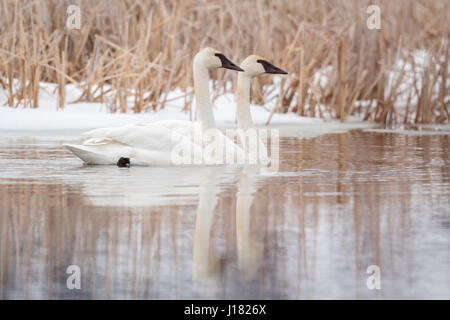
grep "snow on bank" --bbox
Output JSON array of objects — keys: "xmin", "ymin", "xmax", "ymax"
[
  {"xmin": 386, "ymin": 49, "xmax": 449, "ymax": 112},
  {"xmin": 0, "ymin": 82, "xmax": 376, "ymax": 138},
  {"xmin": 291, "ymin": 49, "xmax": 450, "ymax": 121},
  {"xmin": 1, "ymin": 49, "xmax": 448, "ymax": 137}
]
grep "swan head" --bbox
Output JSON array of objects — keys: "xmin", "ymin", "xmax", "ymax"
[
  {"xmin": 240, "ymin": 55, "xmax": 288, "ymax": 77},
  {"xmin": 194, "ymin": 47, "xmax": 243, "ymax": 71}
]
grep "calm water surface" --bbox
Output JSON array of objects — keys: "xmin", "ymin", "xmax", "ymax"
[{"xmin": 0, "ymin": 130, "xmax": 449, "ymax": 299}]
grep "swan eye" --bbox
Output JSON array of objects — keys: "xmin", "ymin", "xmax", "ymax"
[{"xmin": 256, "ymin": 59, "xmax": 269, "ymax": 68}]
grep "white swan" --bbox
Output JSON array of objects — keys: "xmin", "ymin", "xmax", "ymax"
[
  {"xmin": 64, "ymin": 48, "xmax": 244, "ymax": 166},
  {"xmin": 235, "ymin": 55, "xmax": 287, "ymax": 165},
  {"xmin": 233, "ymin": 57, "xmax": 287, "ymax": 277}
]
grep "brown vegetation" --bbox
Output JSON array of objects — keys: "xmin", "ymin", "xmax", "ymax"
[{"xmin": 0, "ymin": 0, "xmax": 449, "ymax": 124}]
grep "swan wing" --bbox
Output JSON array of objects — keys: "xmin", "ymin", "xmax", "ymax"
[
  {"xmin": 140, "ymin": 120, "xmax": 199, "ymax": 138},
  {"xmin": 82, "ymin": 123, "xmax": 182, "ymax": 150}
]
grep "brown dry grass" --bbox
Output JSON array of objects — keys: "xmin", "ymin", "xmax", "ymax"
[{"xmin": 0, "ymin": 0, "xmax": 449, "ymax": 124}]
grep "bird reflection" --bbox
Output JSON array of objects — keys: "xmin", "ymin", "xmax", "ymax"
[
  {"xmin": 191, "ymin": 164, "xmax": 265, "ymax": 291},
  {"xmin": 235, "ymin": 165, "xmax": 264, "ymax": 280},
  {"xmin": 69, "ymin": 162, "xmax": 266, "ymax": 290},
  {"xmin": 70, "ymin": 165, "xmax": 213, "ymax": 207},
  {"xmin": 192, "ymin": 167, "xmax": 223, "ymax": 287}
]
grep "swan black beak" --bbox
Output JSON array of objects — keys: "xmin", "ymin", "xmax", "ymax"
[
  {"xmin": 257, "ymin": 59, "xmax": 288, "ymax": 75},
  {"xmin": 215, "ymin": 53, "xmax": 244, "ymax": 72}
]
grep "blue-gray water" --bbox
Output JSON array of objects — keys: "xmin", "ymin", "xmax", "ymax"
[{"xmin": 0, "ymin": 130, "xmax": 449, "ymax": 299}]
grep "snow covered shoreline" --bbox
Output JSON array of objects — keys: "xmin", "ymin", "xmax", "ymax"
[
  {"xmin": 0, "ymin": 82, "xmax": 380, "ymax": 138},
  {"xmin": 1, "ymin": 79, "xmax": 448, "ymax": 138}
]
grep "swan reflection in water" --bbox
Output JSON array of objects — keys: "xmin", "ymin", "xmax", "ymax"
[
  {"xmin": 70, "ymin": 165, "xmax": 230, "ymax": 207},
  {"xmin": 192, "ymin": 165, "xmax": 265, "ymax": 292},
  {"xmin": 71, "ymin": 163, "xmax": 266, "ymax": 292}
]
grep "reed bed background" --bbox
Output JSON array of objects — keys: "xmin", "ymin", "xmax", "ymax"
[{"xmin": 0, "ymin": 0, "xmax": 449, "ymax": 124}]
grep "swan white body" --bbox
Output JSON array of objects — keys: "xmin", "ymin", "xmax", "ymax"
[
  {"xmin": 65, "ymin": 48, "xmax": 245, "ymax": 166},
  {"xmin": 65, "ymin": 123, "xmax": 203, "ymax": 165}
]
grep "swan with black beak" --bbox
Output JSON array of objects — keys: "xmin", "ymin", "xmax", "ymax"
[
  {"xmin": 64, "ymin": 48, "xmax": 244, "ymax": 166},
  {"xmin": 236, "ymin": 55, "xmax": 288, "ymax": 164}
]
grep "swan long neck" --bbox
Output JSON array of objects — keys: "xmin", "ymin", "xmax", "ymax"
[
  {"xmin": 236, "ymin": 73, "xmax": 254, "ymax": 131},
  {"xmin": 193, "ymin": 62, "xmax": 216, "ymax": 130},
  {"xmin": 237, "ymin": 72, "xmax": 270, "ymax": 164}
]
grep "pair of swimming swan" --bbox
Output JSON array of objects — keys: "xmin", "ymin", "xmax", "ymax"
[{"xmin": 64, "ymin": 48, "xmax": 287, "ymax": 166}]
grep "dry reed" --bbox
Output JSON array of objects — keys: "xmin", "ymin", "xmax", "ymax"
[{"xmin": 0, "ymin": 0, "xmax": 449, "ymax": 125}]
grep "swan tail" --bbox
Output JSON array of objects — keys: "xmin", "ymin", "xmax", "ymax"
[{"xmin": 64, "ymin": 143, "xmax": 111, "ymax": 164}]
